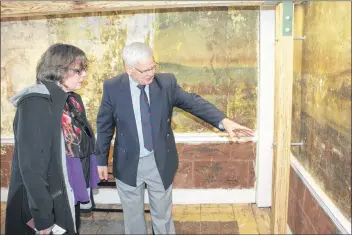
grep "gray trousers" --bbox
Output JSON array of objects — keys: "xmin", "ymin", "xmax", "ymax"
[{"xmin": 116, "ymin": 153, "xmax": 175, "ymax": 234}]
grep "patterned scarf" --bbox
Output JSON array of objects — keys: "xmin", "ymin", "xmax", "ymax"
[
  {"xmin": 61, "ymin": 93, "xmax": 99, "ymax": 206},
  {"xmin": 61, "ymin": 93, "xmax": 92, "ymax": 158}
]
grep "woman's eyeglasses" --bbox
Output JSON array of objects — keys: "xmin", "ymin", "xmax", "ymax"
[{"xmin": 68, "ymin": 68, "xmax": 86, "ymax": 76}]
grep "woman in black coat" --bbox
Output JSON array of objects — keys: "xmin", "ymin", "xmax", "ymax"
[{"xmin": 5, "ymin": 43, "xmax": 99, "ymax": 235}]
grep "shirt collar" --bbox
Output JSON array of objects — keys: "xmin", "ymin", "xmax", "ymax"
[{"xmin": 128, "ymin": 75, "xmax": 149, "ymax": 89}]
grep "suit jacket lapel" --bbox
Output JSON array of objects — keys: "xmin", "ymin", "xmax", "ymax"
[
  {"xmin": 149, "ymin": 77, "xmax": 162, "ymax": 136},
  {"xmin": 119, "ymin": 74, "xmax": 139, "ymax": 145}
]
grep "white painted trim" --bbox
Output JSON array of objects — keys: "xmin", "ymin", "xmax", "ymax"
[
  {"xmin": 291, "ymin": 154, "xmax": 351, "ymax": 235},
  {"xmin": 1, "ymin": 137, "xmax": 14, "ymax": 144},
  {"xmin": 174, "ymin": 133, "xmax": 257, "ymax": 144},
  {"xmin": 1, "ymin": 187, "xmax": 255, "ymax": 204},
  {"xmin": 1, "ymin": 133, "xmax": 257, "ymax": 145},
  {"xmin": 255, "ymin": 6, "xmax": 275, "ymax": 208},
  {"xmin": 1, "ymin": 188, "xmax": 8, "ymax": 202}
]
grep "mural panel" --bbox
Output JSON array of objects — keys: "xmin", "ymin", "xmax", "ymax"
[
  {"xmin": 154, "ymin": 7, "xmax": 258, "ymax": 132},
  {"xmin": 1, "ymin": 7, "xmax": 258, "ymax": 136},
  {"xmin": 292, "ymin": 2, "xmax": 351, "ymax": 219}
]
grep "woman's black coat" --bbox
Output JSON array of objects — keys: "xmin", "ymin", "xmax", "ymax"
[{"xmin": 5, "ymin": 81, "xmax": 94, "ymax": 234}]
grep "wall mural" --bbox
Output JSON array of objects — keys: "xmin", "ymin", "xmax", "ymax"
[
  {"xmin": 292, "ymin": 2, "xmax": 351, "ymax": 219},
  {"xmin": 1, "ymin": 7, "xmax": 258, "ymax": 136}
]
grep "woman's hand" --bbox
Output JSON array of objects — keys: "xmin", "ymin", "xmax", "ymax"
[{"xmin": 98, "ymin": 166, "xmax": 108, "ymax": 180}]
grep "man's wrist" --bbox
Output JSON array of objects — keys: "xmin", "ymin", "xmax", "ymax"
[{"xmin": 218, "ymin": 118, "xmax": 227, "ymax": 131}]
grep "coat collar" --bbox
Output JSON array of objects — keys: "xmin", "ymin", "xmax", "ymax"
[
  {"xmin": 41, "ymin": 81, "xmax": 69, "ymax": 122},
  {"xmin": 149, "ymin": 75, "xmax": 162, "ymax": 136},
  {"xmin": 41, "ymin": 80, "xmax": 68, "ymax": 104}
]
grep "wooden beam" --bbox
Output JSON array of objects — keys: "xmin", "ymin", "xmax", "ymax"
[
  {"xmin": 271, "ymin": 2, "xmax": 294, "ymax": 234},
  {"xmin": 1, "ymin": 1, "xmax": 264, "ymax": 19}
]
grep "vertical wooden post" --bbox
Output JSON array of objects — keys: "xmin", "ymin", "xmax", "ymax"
[{"xmin": 271, "ymin": 1, "xmax": 294, "ymax": 234}]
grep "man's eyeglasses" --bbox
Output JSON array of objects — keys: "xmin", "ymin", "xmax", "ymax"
[
  {"xmin": 68, "ymin": 68, "xmax": 86, "ymax": 76},
  {"xmin": 130, "ymin": 63, "xmax": 158, "ymax": 75}
]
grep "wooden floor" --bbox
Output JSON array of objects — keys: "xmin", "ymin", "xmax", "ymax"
[{"xmin": 1, "ymin": 202, "xmax": 271, "ymax": 234}]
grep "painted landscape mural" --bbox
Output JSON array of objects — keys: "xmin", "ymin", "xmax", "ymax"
[{"xmin": 1, "ymin": 6, "xmax": 258, "ymax": 136}]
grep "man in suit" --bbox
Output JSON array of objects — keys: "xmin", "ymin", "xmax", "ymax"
[{"xmin": 95, "ymin": 42, "xmax": 253, "ymax": 234}]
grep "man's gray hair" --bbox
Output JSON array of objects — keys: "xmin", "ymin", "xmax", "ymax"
[{"xmin": 122, "ymin": 42, "xmax": 154, "ymax": 66}]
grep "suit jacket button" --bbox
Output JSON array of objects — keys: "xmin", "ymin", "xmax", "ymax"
[
  {"xmin": 167, "ymin": 118, "xmax": 170, "ymax": 122},
  {"xmin": 121, "ymin": 133, "xmax": 123, "ymax": 136},
  {"xmin": 167, "ymin": 133, "xmax": 170, "ymax": 137},
  {"xmin": 167, "ymin": 149, "xmax": 170, "ymax": 152}
]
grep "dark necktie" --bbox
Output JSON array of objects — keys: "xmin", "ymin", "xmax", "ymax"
[{"xmin": 137, "ymin": 85, "xmax": 153, "ymax": 151}]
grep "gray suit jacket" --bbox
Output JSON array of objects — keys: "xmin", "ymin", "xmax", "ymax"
[{"xmin": 95, "ymin": 73, "xmax": 226, "ymax": 190}]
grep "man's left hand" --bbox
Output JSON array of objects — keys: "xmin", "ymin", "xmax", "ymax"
[{"xmin": 221, "ymin": 118, "xmax": 254, "ymax": 139}]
